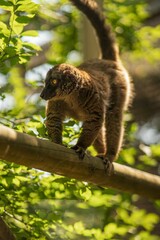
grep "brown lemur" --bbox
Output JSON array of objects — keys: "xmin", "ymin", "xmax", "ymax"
[{"xmin": 40, "ymin": 0, "xmax": 132, "ymax": 168}]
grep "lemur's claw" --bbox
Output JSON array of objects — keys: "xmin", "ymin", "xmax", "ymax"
[
  {"xmin": 71, "ymin": 145, "xmax": 85, "ymax": 159},
  {"xmin": 96, "ymin": 155, "xmax": 113, "ymax": 175}
]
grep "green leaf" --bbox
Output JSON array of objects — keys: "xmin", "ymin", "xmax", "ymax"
[
  {"xmin": 79, "ymin": 188, "xmax": 91, "ymax": 200},
  {"xmin": 151, "ymin": 145, "xmax": 160, "ymax": 157},
  {"xmin": 104, "ymin": 223, "xmax": 117, "ymax": 237},
  {"xmin": 16, "ymin": 0, "xmax": 38, "ymax": 12},
  {"xmin": 0, "ymin": 38, "xmax": 6, "ymax": 52},
  {"xmin": 16, "ymin": 15, "xmax": 35, "ymax": 24},
  {"xmin": 8, "ymin": 0, "xmax": 16, "ymax": 4},
  {"xmin": 12, "ymin": 177, "xmax": 20, "ymax": 187},
  {"xmin": 10, "ymin": 55, "xmax": 19, "ymax": 65},
  {"xmin": 10, "ymin": 15, "xmax": 24, "ymax": 35},
  {"xmin": 139, "ymin": 155, "xmax": 157, "ymax": 167},
  {"xmin": 1, "ymin": 178, "xmax": 8, "ymax": 187},
  {"xmin": 142, "ymin": 213, "xmax": 159, "ymax": 231},
  {"xmin": 0, "ymin": 22, "xmax": 10, "ymax": 37},
  {"xmin": 0, "ymin": 0, "xmax": 13, "ymax": 11},
  {"xmin": 130, "ymin": 210, "xmax": 146, "ymax": 226},
  {"xmin": 21, "ymin": 30, "xmax": 38, "ymax": 37},
  {"xmin": 120, "ymin": 148, "xmax": 136, "ymax": 165},
  {"xmin": 5, "ymin": 46, "xmax": 16, "ymax": 55},
  {"xmin": 23, "ymin": 42, "xmax": 41, "ymax": 51},
  {"xmin": 74, "ymin": 221, "xmax": 85, "ymax": 234},
  {"xmin": 19, "ymin": 55, "xmax": 30, "ymax": 64}
]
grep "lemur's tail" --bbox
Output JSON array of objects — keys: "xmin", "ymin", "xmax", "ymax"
[{"xmin": 70, "ymin": 0, "xmax": 118, "ymax": 61}]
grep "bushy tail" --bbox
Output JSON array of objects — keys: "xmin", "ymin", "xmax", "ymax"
[{"xmin": 70, "ymin": 0, "xmax": 118, "ymax": 61}]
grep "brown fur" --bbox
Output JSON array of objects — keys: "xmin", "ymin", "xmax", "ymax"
[{"xmin": 40, "ymin": 0, "xmax": 132, "ymax": 163}]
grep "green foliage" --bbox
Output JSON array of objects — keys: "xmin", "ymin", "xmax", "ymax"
[
  {"xmin": 37, "ymin": 0, "xmax": 80, "ymax": 65},
  {"xmin": 105, "ymin": 0, "xmax": 147, "ymax": 51},
  {"xmin": 104, "ymin": 0, "xmax": 160, "ymax": 61},
  {"xmin": 1, "ymin": 157, "xmax": 160, "ymax": 239},
  {"xmin": 0, "ymin": 0, "xmax": 160, "ymax": 239},
  {"xmin": 0, "ymin": 161, "xmax": 94, "ymax": 239},
  {"xmin": 0, "ymin": 0, "xmax": 40, "ymax": 74}
]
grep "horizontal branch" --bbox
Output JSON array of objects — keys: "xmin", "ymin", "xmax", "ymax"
[{"xmin": 0, "ymin": 125, "xmax": 160, "ymax": 200}]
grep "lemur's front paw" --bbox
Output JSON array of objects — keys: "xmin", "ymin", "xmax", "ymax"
[
  {"xmin": 96, "ymin": 155, "xmax": 113, "ymax": 175},
  {"xmin": 103, "ymin": 157, "xmax": 113, "ymax": 175},
  {"xmin": 71, "ymin": 145, "xmax": 85, "ymax": 159}
]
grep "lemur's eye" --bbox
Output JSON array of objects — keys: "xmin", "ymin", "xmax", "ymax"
[{"xmin": 51, "ymin": 79, "xmax": 58, "ymax": 86}]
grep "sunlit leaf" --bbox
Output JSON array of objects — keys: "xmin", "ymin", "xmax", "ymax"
[
  {"xmin": 16, "ymin": 0, "xmax": 38, "ymax": 12},
  {"xmin": 21, "ymin": 30, "xmax": 38, "ymax": 37},
  {"xmin": 10, "ymin": 15, "xmax": 24, "ymax": 35},
  {"xmin": 0, "ymin": 0, "xmax": 13, "ymax": 11},
  {"xmin": 0, "ymin": 22, "xmax": 10, "ymax": 37},
  {"xmin": 79, "ymin": 187, "xmax": 91, "ymax": 201},
  {"xmin": 22, "ymin": 42, "xmax": 41, "ymax": 51},
  {"xmin": 12, "ymin": 177, "xmax": 20, "ymax": 187},
  {"xmin": 151, "ymin": 145, "xmax": 160, "ymax": 157},
  {"xmin": 139, "ymin": 155, "xmax": 157, "ymax": 167},
  {"xmin": 16, "ymin": 15, "xmax": 35, "ymax": 24}
]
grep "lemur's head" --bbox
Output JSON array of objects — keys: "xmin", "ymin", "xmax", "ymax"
[{"xmin": 40, "ymin": 63, "xmax": 81, "ymax": 100}]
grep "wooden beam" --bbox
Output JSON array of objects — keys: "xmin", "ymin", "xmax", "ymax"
[{"xmin": 0, "ymin": 125, "xmax": 160, "ymax": 200}]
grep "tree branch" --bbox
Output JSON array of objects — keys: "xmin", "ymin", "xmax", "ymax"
[
  {"xmin": 27, "ymin": 43, "xmax": 51, "ymax": 70},
  {"xmin": 0, "ymin": 217, "xmax": 16, "ymax": 240},
  {"xmin": 0, "ymin": 125, "xmax": 160, "ymax": 200}
]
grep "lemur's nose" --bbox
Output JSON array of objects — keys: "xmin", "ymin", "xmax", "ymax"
[{"xmin": 40, "ymin": 89, "xmax": 45, "ymax": 99}]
